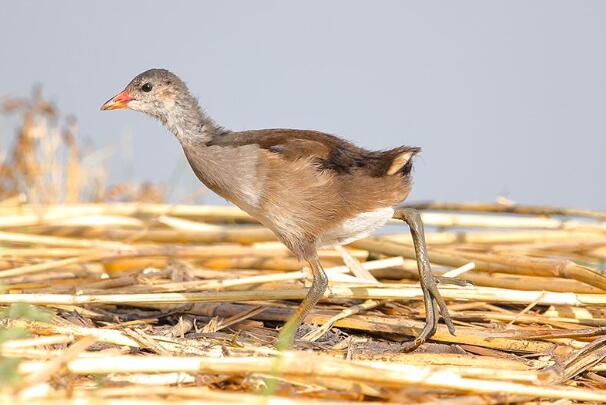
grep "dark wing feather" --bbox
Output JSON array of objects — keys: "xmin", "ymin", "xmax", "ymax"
[{"xmin": 208, "ymin": 128, "xmax": 419, "ymax": 177}]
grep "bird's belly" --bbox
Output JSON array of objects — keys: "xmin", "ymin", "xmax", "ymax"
[{"xmin": 318, "ymin": 207, "xmax": 394, "ymax": 247}]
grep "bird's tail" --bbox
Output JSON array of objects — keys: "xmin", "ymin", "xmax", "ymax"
[{"xmin": 386, "ymin": 146, "xmax": 421, "ymax": 176}]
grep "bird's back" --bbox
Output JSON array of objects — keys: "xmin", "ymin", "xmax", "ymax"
[{"xmin": 210, "ymin": 128, "xmax": 420, "ymax": 178}]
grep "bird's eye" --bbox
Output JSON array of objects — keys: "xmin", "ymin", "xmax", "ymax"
[{"xmin": 142, "ymin": 83, "xmax": 153, "ymax": 92}]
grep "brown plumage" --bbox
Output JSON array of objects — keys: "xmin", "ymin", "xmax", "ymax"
[
  {"xmin": 101, "ymin": 68, "xmax": 454, "ymax": 350},
  {"xmin": 201, "ymin": 128, "xmax": 419, "ymax": 257}
]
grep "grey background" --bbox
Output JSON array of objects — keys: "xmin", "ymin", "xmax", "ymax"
[{"xmin": 1, "ymin": 1, "xmax": 604, "ymax": 208}]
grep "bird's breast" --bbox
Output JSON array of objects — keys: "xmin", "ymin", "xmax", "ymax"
[{"xmin": 183, "ymin": 144, "xmax": 266, "ymax": 210}]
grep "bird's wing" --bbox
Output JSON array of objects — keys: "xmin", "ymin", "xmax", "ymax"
[
  {"xmin": 210, "ymin": 129, "xmax": 369, "ymax": 173},
  {"xmin": 209, "ymin": 128, "xmax": 419, "ymax": 176}
]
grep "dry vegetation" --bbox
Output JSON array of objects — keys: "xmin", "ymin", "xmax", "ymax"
[
  {"xmin": 1, "ymin": 93, "xmax": 606, "ymax": 404},
  {"xmin": 0, "ymin": 89, "xmax": 164, "ymax": 204}
]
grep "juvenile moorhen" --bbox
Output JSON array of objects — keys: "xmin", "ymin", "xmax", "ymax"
[{"xmin": 101, "ymin": 68, "xmax": 454, "ymax": 350}]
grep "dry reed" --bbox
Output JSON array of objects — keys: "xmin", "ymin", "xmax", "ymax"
[{"xmin": 0, "ymin": 201, "xmax": 604, "ymax": 404}]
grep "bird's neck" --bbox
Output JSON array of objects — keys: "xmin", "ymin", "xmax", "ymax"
[{"xmin": 160, "ymin": 94, "xmax": 224, "ymax": 146}]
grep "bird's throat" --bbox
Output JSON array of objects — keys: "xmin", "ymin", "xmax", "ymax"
[{"xmin": 159, "ymin": 95, "xmax": 221, "ymax": 147}]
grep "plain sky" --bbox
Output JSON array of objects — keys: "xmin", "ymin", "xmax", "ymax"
[{"xmin": 0, "ymin": 1, "xmax": 604, "ymax": 208}]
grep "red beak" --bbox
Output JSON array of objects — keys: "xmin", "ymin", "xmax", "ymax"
[{"xmin": 100, "ymin": 90, "xmax": 133, "ymax": 111}]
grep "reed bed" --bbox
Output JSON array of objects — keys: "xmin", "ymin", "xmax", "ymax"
[{"xmin": 0, "ymin": 200, "xmax": 604, "ymax": 404}]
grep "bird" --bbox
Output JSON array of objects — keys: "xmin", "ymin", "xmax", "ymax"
[{"xmin": 101, "ymin": 68, "xmax": 455, "ymax": 350}]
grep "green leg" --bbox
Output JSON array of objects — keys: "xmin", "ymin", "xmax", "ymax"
[
  {"xmin": 395, "ymin": 207, "xmax": 455, "ymax": 351},
  {"xmin": 277, "ymin": 255, "xmax": 328, "ymax": 350}
]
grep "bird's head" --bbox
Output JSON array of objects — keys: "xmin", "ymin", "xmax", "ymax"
[{"xmin": 101, "ymin": 68, "xmax": 189, "ymax": 118}]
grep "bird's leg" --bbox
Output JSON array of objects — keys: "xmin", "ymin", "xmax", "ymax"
[
  {"xmin": 277, "ymin": 254, "xmax": 328, "ymax": 350},
  {"xmin": 394, "ymin": 207, "xmax": 456, "ymax": 351}
]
